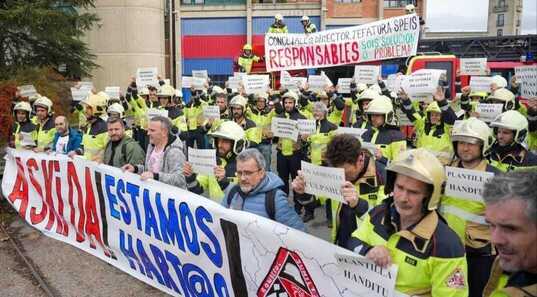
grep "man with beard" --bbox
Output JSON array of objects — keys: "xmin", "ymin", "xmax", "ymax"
[
  {"xmin": 222, "ymin": 148, "xmax": 305, "ymax": 231},
  {"xmin": 482, "ymin": 170, "xmax": 537, "ymax": 296},
  {"xmin": 33, "ymin": 96, "xmax": 56, "ymax": 151},
  {"xmin": 229, "ymin": 95, "xmax": 259, "ymax": 147},
  {"xmin": 440, "ymin": 117, "xmax": 501, "ymax": 297},
  {"xmin": 50, "ymin": 116, "xmax": 82, "ymax": 155},
  {"xmin": 183, "ymin": 121, "xmax": 245, "ymax": 203},
  {"xmin": 103, "ymin": 117, "xmax": 145, "ymax": 168}
]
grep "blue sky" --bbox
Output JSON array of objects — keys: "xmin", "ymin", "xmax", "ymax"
[{"xmin": 426, "ymin": 0, "xmax": 536, "ymax": 34}]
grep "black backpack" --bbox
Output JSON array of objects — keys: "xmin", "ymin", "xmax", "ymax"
[{"xmin": 226, "ymin": 185, "xmax": 277, "ymax": 221}]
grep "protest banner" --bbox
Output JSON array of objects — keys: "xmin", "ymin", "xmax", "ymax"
[
  {"xmin": 515, "ymin": 65, "xmax": 537, "ymax": 98},
  {"xmin": 476, "ymin": 103, "xmax": 503, "ymax": 122},
  {"xmin": 188, "ymin": 148, "xmax": 217, "ymax": 176},
  {"xmin": 335, "ymin": 253, "xmax": 398, "ymax": 297},
  {"xmin": 297, "ymin": 119, "xmax": 316, "ymax": 134},
  {"xmin": 460, "ymin": 58, "xmax": 488, "ymax": 76},
  {"xmin": 146, "ymin": 108, "xmax": 168, "ymax": 121},
  {"xmin": 203, "ymin": 105, "xmax": 221, "ymax": 120},
  {"xmin": 354, "ymin": 65, "xmax": 381, "ymax": 84},
  {"xmin": 265, "ymin": 14, "xmax": 420, "ymax": 72},
  {"xmin": 445, "ymin": 166, "xmax": 494, "ymax": 203},
  {"xmin": 18, "ymin": 85, "xmax": 38, "ymax": 98},
  {"xmin": 242, "ymin": 75, "xmax": 270, "ymax": 94},
  {"xmin": 402, "ymin": 69, "xmax": 445, "ymax": 96},
  {"xmin": 192, "ymin": 70, "xmax": 209, "ymax": 80},
  {"xmin": 181, "ymin": 76, "xmax": 193, "ymax": 88},
  {"xmin": 105, "ymin": 86, "xmax": 121, "ymax": 99},
  {"xmin": 336, "ymin": 127, "xmax": 368, "ymax": 139},
  {"xmin": 308, "ymin": 75, "xmax": 328, "ymax": 92},
  {"xmin": 136, "ymin": 67, "xmax": 158, "ymax": 88},
  {"xmin": 301, "ymin": 161, "xmax": 346, "ymax": 202},
  {"xmin": 2, "ymin": 149, "xmax": 400, "ymax": 297},
  {"xmin": 469, "ymin": 76, "xmax": 493, "ymax": 93},
  {"xmin": 70, "ymin": 87, "xmax": 90, "ymax": 102},
  {"xmin": 337, "ymin": 78, "xmax": 353, "ymax": 94},
  {"xmin": 271, "ymin": 117, "xmax": 298, "ymax": 140}
]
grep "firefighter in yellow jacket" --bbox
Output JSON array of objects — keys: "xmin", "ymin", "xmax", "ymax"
[
  {"xmin": 11, "ymin": 101, "xmax": 37, "ymax": 149},
  {"xmin": 237, "ymin": 44, "xmax": 260, "ymax": 74},
  {"xmin": 33, "ymin": 97, "xmax": 56, "ymax": 151},
  {"xmin": 76, "ymin": 93, "xmax": 109, "ymax": 161},
  {"xmin": 347, "ymin": 148, "xmax": 468, "ymax": 297},
  {"xmin": 440, "ymin": 117, "xmax": 501, "ymax": 297},
  {"xmin": 183, "ymin": 121, "xmax": 245, "ymax": 203},
  {"xmin": 482, "ymin": 170, "xmax": 537, "ymax": 297},
  {"xmin": 267, "ymin": 14, "xmax": 288, "ymax": 33}
]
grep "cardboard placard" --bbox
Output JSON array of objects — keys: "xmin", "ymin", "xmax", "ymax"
[
  {"xmin": 188, "ymin": 148, "xmax": 217, "ymax": 176},
  {"xmin": 469, "ymin": 76, "xmax": 493, "ymax": 93},
  {"xmin": 18, "ymin": 85, "xmax": 38, "ymax": 98},
  {"xmin": 476, "ymin": 103, "xmax": 503, "ymax": 122},
  {"xmin": 337, "ymin": 78, "xmax": 353, "ymax": 94},
  {"xmin": 136, "ymin": 67, "xmax": 158, "ymax": 88},
  {"xmin": 515, "ymin": 66, "xmax": 537, "ymax": 99},
  {"xmin": 301, "ymin": 161, "xmax": 346, "ymax": 202},
  {"xmin": 460, "ymin": 58, "xmax": 488, "ymax": 76},
  {"xmin": 445, "ymin": 166, "xmax": 494, "ymax": 202},
  {"xmin": 203, "ymin": 105, "xmax": 220, "ymax": 120},
  {"xmin": 70, "ymin": 87, "xmax": 90, "ymax": 102},
  {"xmin": 192, "ymin": 70, "xmax": 208, "ymax": 80},
  {"xmin": 271, "ymin": 117, "xmax": 298, "ymax": 140},
  {"xmin": 308, "ymin": 75, "xmax": 328, "ymax": 92},
  {"xmin": 105, "ymin": 86, "xmax": 121, "ymax": 99},
  {"xmin": 192, "ymin": 77, "xmax": 207, "ymax": 90},
  {"xmin": 242, "ymin": 75, "xmax": 270, "ymax": 94},
  {"xmin": 386, "ymin": 74, "xmax": 407, "ymax": 93},
  {"xmin": 297, "ymin": 119, "xmax": 316, "ymax": 134},
  {"xmin": 402, "ymin": 69, "xmax": 445, "ymax": 95},
  {"xmin": 181, "ymin": 76, "xmax": 193, "ymax": 88},
  {"xmin": 227, "ymin": 76, "xmax": 241, "ymax": 92},
  {"xmin": 354, "ymin": 65, "xmax": 381, "ymax": 84}
]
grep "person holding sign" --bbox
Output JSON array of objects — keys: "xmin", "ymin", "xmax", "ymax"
[
  {"xmin": 237, "ymin": 44, "xmax": 260, "ymax": 74},
  {"xmin": 301, "ymin": 102, "xmax": 338, "ymax": 224},
  {"xmin": 440, "ymin": 117, "xmax": 501, "ymax": 297},
  {"xmin": 489, "ymin": 110, "xmax": 537, "ymax": 172},
  {"xmin": 157, "ymin": 84, "xmax": 182, "ymax": 121},
  {"xmin": 203, "ymin": 86, "xmax": 230, "ymax": 133},
  {"xmin": 246, "ymin": 92, "xmax": 275, "ymax": 171},
  {"xmin": 78, "ymin": 93, "xmax": 109, "ymax": 161},
  {"xmin": 352, "ymin": 88, "xmax": 379, "ymax": 130},
  {"xmin": 10, "ymin": 101, "xmax": 37, "ymax": 149},
  {"xmin": 33, "ymin": 97, "xmax": 57, "ymax": 152},
  {"xmin": 482, "ymin": 171, "xmax": 537, "ymax": 297},
  {"xmin": 459, "ymin": 86, "xmax": 488, "ymax": 119},
  {"xmin": 184, "ymin": 121, "xmax": 246, "ymax": 202},
  {"xmin": 348, "ymin": 149, "xmax": 468, "ymax": 297},
  {"xmin": 274, "ymin": 91, "xmax": 309, "ymax": 214},
  {"xmin": 184, "ymin": 88, "xmax": 208, "ymax": 149},
  {"xmin": 361, "ymin": 96, "xmax": 406, "ymax": 165},
  {"xmin": 398, "ymin": 87, "xmax": 457, "ymax": 165},
  {"xmin": 229, "ymin": 95, "xmax": 259, "ymax": 147},
  {"xmin": 267, "ymin": 14, "xmax": 288, "ymax": 34}
]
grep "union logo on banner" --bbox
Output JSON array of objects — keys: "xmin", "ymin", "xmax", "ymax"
[{"xmin": 257, "ymin": 247, "xmax": 320, "ymax": 297}]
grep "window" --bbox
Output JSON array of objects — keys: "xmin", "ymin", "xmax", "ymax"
[
  {"xmin": 498, "ymin": 0, "xmax": 505, "ymax": 7},
  {"xmin": 497, "ymin": 29, "xmax": 503, "ymax": 36},
  {"xmin": 497, "ymin": 14, "xmax": 504, "ymax": 27},
  {"xmin": 384, "ymin": 0, "xmax": 416, "ymax": 8}
]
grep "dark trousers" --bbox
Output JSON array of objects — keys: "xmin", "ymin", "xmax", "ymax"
[{"xmin": 467, "ymin": 253, "xmax": 495, "ymax": 297}]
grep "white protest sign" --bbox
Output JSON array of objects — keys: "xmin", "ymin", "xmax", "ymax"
[
  {"xmin": 265, "ymin": 14, "xmax": 420, "ymax": 72},
  {"xmin": 361, "ymin": 142, "xmax": 379, "ymax": 155},
  {"xmin": 335, "ymin": 253, "xmax": 398, "ymax": 297},
  {"xmin": 460, "ymin": 58, "xmax": 488, "ymax": 76},
  {"xmin": 515, "ymin": 65, "xmax": 537, "ymax": 98},
  {"xmin": 445, "ymin": 166, "xmax": 494, "ymax": 202},
  {"xmin": 321, "ymin": 71, "xmax": 333, "ymax": 86},
  {"xmin": 402, "ymin": 69, "xmax": 445, "ymax": 95},
  {"xmin": 146, "ymin": 108, "xmax": 168, "ymax": 120},
  {"xmin": 476, "ymin": 103, "xmax": 503, "ymax": 122},
  {"xmin": 354, "ymin": 65, "xmax": 381, "ymax": 84},
  {"xmin": 335, "ymin": 127, "xmax": 367, "ymax": 139},
  {"xmin": 337, "ymin": 78, "xmax": 353, "ymax": 94},
  {"xmin": 192, "ymin": 70, "xmax": 208, "ymax": 80},
  {"xmin": 70, "ymin": 87, "xmax": 90, "ymax": 102},
  {"xmin": 233, "ymin": 72, "xmax": 246, "ymax": 80},
  {"xmin": 469, "ymin": 76, "xmax": 493, "ymax": 93},
  {"xmin": 242, "ymin": 75, "xmax": 270, "ymax": 94},
  {"xmin": 79, "ymin": 81, "xmax": 94, "ymax": 90},
  {"xmin": 192, "ymin": 77, "xmax": 207, "ymax": 90},
  {"xmin": 297, "ymin": 119, "xmax": 316, "ymax": 134},
  {"xmin": 203, "ymin": 105, "xmax": 220, "ymax": 120},
  {"xmin": 301, "ymin": 161, "xmax": 346, "ymax": 202},
  {"xmin": 227, "ymin": 76, "xmax": 241, "ymax": 92},
  {"xmin": 308, "ymin": 75, "xmax": 328, "ymax": 92},
  {"xmin": 188, "ymin": 148, "xmax": 217, "ymax": 176},
  {"xmin": 19, "ymin": 132, "xmax": 36, "ymax": 147},
  {"xmin": 181, "ymin": 76, "xmax": 192, "ymax": 88},
  {"xmin": 136, "ymin": 67, "xmax": 158, "ymax": 88},
  {"xmin": 386, "ymin": 74, "xmax": 407, "ymax": 93},
  {"xmin": 285, "ymin": 77, "xmax": 308, "ymax": 92},
  {"xmin": 271, "ymin": 117, "xmax": 298, "ymax": 140},
  {"xmin": 2, "ymin": 149, "xmax": 401, "ymax": 297},
  {"xmin": 17, "ymin": 85, "xmax": 38, "ymax": 98},
  {"xmin": 104, "ymin": 86, "xmax": 121, "ymax": 99}
]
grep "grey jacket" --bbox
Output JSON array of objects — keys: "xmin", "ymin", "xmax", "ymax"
[{"xmin": 135, "ymin": 135, "xmax": 186, "ymax": 189}]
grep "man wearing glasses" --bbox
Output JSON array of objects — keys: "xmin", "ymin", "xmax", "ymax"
[{"xmin": 222, "ymin": 148, "xmax": 306, "ymax": 231}]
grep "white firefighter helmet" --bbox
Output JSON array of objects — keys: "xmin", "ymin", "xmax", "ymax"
[
  {"xmin": 139, "ymin": 87, "xmax": 150, "ymax": 96},
  {"xmin": 301, "ymin": 15, "xmax": 309, "ymax": 22},
  {"xmin": 229, "ymin": 95, "xmax": 248, "ymax": 109},
  {"xmin": 107, "ymin": 103, "xmax": 125, "ymax": 119},
  {"xmin": 366, "ymin": 95, "xmax": 395, "ymax": 125},
  {"xmin": 82, "ymin": 93, "xmax": 108, "ymax": 115},
  {"xmin": 158, "ymin": 84, "xmax": 175, "ymax": 97},
  {"xmin": 488, "ymin": 88, "xmax": 515, "ymax": 110},
  {"xmin": 275, "ymin": 14, "xmax": 283, "ymax": 21},
  {"xmin": 33, "ymin": 96, "xmax": 53, "ymax": 113},
  {"xmin": 490, "ymin": 110, "xmax": 528, "ymax": 146},
  {"xmin": 282, "ymin": 90, "xmax": 299, "ymax": 104},
  {"xmin": 491, "ymin": 75, "xmax": 508, "ymax": 90},
  {"xmin": 405, "ymin": 4, "xmax": 416, "ymax": 14},
  {"xmin": 451, "ymin": 117, "xmax": 493, "ymax": 157},
  {"xmin": 358, "ymin": 88, "xmax": 380, "ymax": 103},
  {"xmin": 385, "ymin": 148, "xmax": 446, "ymax": 211},
  {"xmin": 14, "ymin": 101, "xmax": 32, "ymax": 114},
  {"xmin": 208, "ymin": 121, "xmax": 247, "ymax": 155}
]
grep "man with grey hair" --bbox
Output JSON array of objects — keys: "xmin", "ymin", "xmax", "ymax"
[
  {"xmin": 222, "ymin": 148, "xmax": 305, "ymax": 231},
  {"xmin": 122, "ymin": 116, "xmax": 186, "ymax": 189},
  {"xmin": 482, "ymin": 170, "xmax": 537, "ymax": 296}
]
